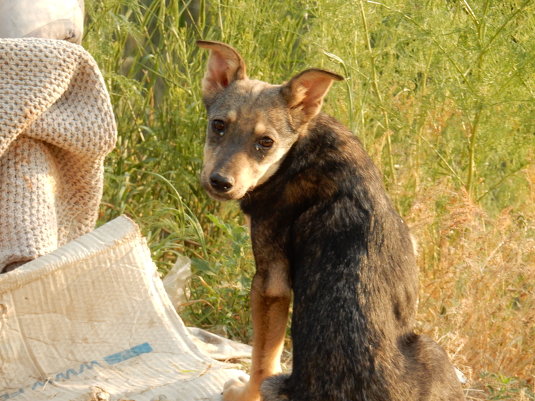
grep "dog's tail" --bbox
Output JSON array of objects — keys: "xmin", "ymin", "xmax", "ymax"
[{"xmin": 261, "ymin": 374, "xmax": 291, "ymax": 401}]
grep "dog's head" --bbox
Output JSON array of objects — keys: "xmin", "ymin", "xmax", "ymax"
[{"xmin": 197, "ymin": 40, "xmax": 342, "ymax": 201}]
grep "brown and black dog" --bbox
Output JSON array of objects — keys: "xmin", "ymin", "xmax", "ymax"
[{"xmin": 197, "ymin": 40, "xmax": 464, "ymax": 401}]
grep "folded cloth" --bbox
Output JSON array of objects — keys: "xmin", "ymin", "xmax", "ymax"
[{"xmin": 0, "ymin": 38, "xmax": 116, "ymax": 271}]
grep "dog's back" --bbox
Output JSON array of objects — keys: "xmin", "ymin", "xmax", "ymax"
[{"xmin": 243, "ymin": 114, "xmax": 463, "ymax": 401}]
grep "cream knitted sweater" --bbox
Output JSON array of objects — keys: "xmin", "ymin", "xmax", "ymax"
[{"xmin": 0, "ymin": 38, "xmax": 116, "ymax": 270}]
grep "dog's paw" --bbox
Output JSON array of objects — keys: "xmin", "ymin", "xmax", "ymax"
[{"xmin": 223, "ymin": 375, "xmax": 259, "ymax": 401}]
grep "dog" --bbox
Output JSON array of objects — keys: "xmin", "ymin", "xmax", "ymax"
[{"xmin": 197, "ymin": 40, "xmax": 465, "ymax": 401}]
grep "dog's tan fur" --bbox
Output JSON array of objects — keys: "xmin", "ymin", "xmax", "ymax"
[
  {"xmin": 222, "ymin": 244, "xmax": 291, "ymax": 401},
  {"xmin": 198, "ymin": 40, "xmax": 312, "ymax": 400}
]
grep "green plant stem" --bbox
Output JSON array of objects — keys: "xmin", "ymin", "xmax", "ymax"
[{"xmin": 358, "ymin": 0, "xmax": 396, "ymax": 184}]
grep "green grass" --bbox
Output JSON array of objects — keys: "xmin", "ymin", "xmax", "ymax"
[{"xmin": 84, "ymin": 0, "xmax": 534, "ymax": 399}]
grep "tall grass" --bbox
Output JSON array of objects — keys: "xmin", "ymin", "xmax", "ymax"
[{"xmin": 84, "ymin": 0, "xmax": 534, "ymax": 399}]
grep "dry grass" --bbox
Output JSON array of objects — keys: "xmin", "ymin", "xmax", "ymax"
[{"xmin": 407, "ymin": 172, "xmax": 534, "ymax": 398}]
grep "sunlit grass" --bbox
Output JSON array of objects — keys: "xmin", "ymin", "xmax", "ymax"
[{"xmin": 84, "ymin": 1, "xmax": 534, "ymax": 399}]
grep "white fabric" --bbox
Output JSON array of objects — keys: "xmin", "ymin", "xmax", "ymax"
[
  {"xmin": 0, "ymin": 216, "xmax": 246, "ymax": 400},
  {"xmin": 0, "ymin": 0, "xmax": 84, "ymax": 43}
]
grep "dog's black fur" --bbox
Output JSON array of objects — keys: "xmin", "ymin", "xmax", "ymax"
[{"xmin": 240, "ymin": 114, "xmax": 464, "ymax": 401}]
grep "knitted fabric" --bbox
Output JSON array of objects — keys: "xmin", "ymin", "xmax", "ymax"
[{"xmin": 0, "ymin": 38, "xmax": 116, "ymax": 270}]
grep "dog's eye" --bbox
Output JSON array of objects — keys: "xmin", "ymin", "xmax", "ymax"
[
  {"xmin": 257, "ymin": 137, "xmax": 274, "ymax": 150},
  {"xmin": 211, "ymin": 119, "xmax": 226, "ymax": 136}
]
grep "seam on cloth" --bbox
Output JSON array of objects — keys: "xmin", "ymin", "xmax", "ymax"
[{"xmin": 0, "ymin": 223, "xmax": 141, "ymax": 294}]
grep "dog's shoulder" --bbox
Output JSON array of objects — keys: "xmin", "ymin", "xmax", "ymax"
[
  {"xmin": 241, "ymin": 113, "xmax": 387, "ymax": 215},
  {"xmin": 289, "ymin": 113, "xmax": 387, "ymax": 205}
]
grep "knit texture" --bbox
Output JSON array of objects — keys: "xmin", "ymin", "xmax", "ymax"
[{"xmin": 0, "ymin": 38, "xmax": 116, "ymax": 270}]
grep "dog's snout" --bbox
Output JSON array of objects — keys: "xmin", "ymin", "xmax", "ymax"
[{"xmin": 209, "ymin": 173, "xmax": 234, "ymax": 193}]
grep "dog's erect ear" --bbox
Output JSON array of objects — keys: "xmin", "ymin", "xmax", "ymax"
[
  {"xmin": 281, "ymin": 69, "xmax": 343, "ymax": 124},
  {"xmin": 197, "ymin": 40, "xmax": 247, "ymax": 105}
]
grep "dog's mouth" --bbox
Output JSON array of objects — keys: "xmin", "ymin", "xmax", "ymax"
[{"xmin": 204, "ymin": 188, "xmax": 241, "ymax": 201}]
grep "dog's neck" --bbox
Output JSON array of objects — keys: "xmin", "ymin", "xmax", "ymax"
[{"xmin": 240, "ymin": 113, "xmax": 389, "ymax": 218}]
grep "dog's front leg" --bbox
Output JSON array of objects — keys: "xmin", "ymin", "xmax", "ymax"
[{"xmin": 223, "ymin": 259, "xmax": 291, "ymax": 401}]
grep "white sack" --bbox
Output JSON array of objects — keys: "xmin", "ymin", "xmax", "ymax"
[{"xmin": 0, "ymin": 216, "xmax": 246, "ymax": 400}]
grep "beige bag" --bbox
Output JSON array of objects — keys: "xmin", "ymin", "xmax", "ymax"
[{"xmin": 0, "ymin": 216, "xmax": 246, "ymax": 400}]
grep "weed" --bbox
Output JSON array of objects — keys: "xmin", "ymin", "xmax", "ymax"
[{"xmin": 84, "ymin": 1, "xmax": 534, "ymax": 398}]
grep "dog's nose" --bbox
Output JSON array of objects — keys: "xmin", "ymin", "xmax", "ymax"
[{"xmin": 209, "ymin": 173, "xmax": 234, "ymax": 192}]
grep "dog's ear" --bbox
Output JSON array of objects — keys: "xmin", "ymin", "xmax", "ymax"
[
  {"xmin": 197, "ymin": 40, "xmax": 247, "ymax": 105},
  {"xmin": 281, "ymin": 69, "xmax": 343, "ymax": 124}
]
